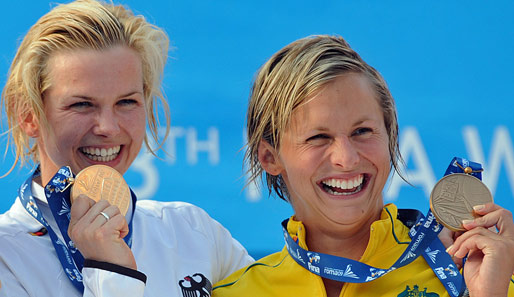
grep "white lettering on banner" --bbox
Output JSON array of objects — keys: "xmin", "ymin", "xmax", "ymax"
[
  {"xmin": 463, "ymin": 126, "xmax": 514, "ymax": 198},
  {"xmin": 128, "ymin": 126, "xmax": 220, "ymax": 199},
  {"xmin": 163, "ymin": 127, "xmax": 220, "ymax": 165},
  {"xmin": 186, "ymin": 127, "xmax": 219, "ymax": 165},
  {"xmin": 385, "ymin": 127, "xmax": 436, "ymax": 200}
]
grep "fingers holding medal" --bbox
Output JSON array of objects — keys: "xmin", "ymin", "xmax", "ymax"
[
  {"xmin": 430, "ymin": 171, "xmax": 514, "ymax": 296},
  {"xmin": 461, "ymin": 203, "xmax": 514, "ymax": 236},
  {"xmin": 67, "ymin": 165, "xmax": 136, "ymax": 269},
  {"xmin": 68, "ymin": 195, "xmax": 133, "ymax": 264},
  {"xmin": 446, "ymin": 202, "xmax": 514, "ymax": 260},
  {"xmin": 447, "ymin": 204, "xmax": 514, "ymax": 297}
]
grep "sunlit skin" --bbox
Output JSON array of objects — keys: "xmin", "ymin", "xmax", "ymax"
[
  {"xmin": 260, "ymin": 73, "xmax": 391, "ymax": 260},
  {"xmin": 22, "ymin": 46, "xmax": 146, "ymax": 186}
]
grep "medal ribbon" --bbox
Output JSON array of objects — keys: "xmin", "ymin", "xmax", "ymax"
[
  {"xmin": 283, "ymin": 157, "xmax": 480, "ymax": 297},
  {"xmin": 18, "ymin": 166, "xmax": 136, "ymax": 293}
]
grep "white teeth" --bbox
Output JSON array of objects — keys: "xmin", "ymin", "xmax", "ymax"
[
  {"xmin": 326, "ymin": 187, "xmax": 361, "ymax": 196},
  {"xmin": 322, "ymin": 174, "xmax": 364, "ymax": 191},
  {"xmin": 80, "ymin": 145, "xmax": 121, "ymax": 162}
]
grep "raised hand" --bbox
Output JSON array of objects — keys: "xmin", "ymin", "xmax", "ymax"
[
  {"xmin": 446, "ymin": 203, "xmax": 514, "ymax": 297},
  {"xmin": 68, "ymin": 194, "xmax": 136, "ymax": 269}
]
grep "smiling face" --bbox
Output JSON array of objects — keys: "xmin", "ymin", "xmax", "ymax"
[
  {"xmin": 260, "ymin": 73, "xmax": 390, "ymax": 234},
  {"xmin": 29, "ymin": 46, "xmax": 146, "ymax": 185}
]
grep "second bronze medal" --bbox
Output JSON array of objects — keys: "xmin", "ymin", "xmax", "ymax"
[{"xmin": 430, "ymin": 173, "xmax": 493, "ymax": 231}]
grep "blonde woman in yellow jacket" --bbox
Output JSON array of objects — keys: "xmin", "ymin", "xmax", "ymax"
[{"xmin": 213, "ymin": 35, "xmax": 514, "ymax": 297}]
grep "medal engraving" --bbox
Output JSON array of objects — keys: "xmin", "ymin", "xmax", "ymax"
[
  {"xmin": 430, "ymin": 173, "xmax": 493, "ymax": 231},
  {"xmin": 70, "ymin": 165, "xmax": 130, "ymax": 216}
]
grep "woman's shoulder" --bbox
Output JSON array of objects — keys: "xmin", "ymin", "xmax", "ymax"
[
  {"xmin": 135, "ymin": 200, "xmax": 213, "ymax": 222},
  {"xmin": 214, "ymin": 249, "xmax": 293, "ymax": 283},
  {"xmin": 136, "ymin": 199, "xmax": 206, "ymax": 215},
  {"xmin": 213, "ymin": 247, "xmax": 325, "ymax": 296},
  {"xmin": 134, "ymin": 200, "xmax": 226, "ymax": 236}
]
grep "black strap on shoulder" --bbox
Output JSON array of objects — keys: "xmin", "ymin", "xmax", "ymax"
[{"xmin": 397, "ymin": 209, "xmax": 423, "ymax": 229}]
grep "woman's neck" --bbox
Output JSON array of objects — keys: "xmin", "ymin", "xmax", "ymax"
[
  {"xmin": 305, "ymin": 222, "xmax": 372, "ymax": 261},
  {"xmin": 302, "ymin": 206, "xmax": 380, "ymax": 259}
]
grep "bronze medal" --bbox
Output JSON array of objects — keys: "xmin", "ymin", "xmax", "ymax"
[
  {"xmin": 70, "ymin": 165, "xmax": 130, "ymax": 216},
  {"xmin": 430, "ymin": 173, "xmax": 493, "ymax": 231}
]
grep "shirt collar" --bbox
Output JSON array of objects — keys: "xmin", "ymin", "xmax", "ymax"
[{"xmin": 286, "ymin": 204, "xmax": 410, "ymax": 261}]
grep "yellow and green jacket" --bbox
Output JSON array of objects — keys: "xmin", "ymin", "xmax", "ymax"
[{"xmin": 213, "ymin": 204, "xmax": 514, "ymax": 297}]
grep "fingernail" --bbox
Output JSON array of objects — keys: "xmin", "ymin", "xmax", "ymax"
[
  {"xmin": 473, "ymin": 204, "xmax": 485, "ymax": 211},
  {"xmin": 462, "ymin": 219, "xmax": 474, "ymax": 225},
  {"xmin": 446, "ymin": 244, "xmax": 453, "ymax": 253}
]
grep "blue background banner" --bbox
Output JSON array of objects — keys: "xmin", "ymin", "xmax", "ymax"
[{"xmin": 1, "ymin": 1, "xmax": 513, "ymax": 259}]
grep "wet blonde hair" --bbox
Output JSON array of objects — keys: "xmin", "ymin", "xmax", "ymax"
[
  {"xmin": 2, "ymin": 0, "xmax": 170, "ymax": 174},
  {"xmin": 246, "ymin": 35, "xmax": 403, "ymax": 200}
]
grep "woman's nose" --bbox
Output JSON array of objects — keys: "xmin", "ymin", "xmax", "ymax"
[
  {"xmin": 93, "ymin": 108, "xmax": 120, "ymax": 137},
  {"xmin": 329, "ymin": 136, "xmax": 359, "ymax": 169}
]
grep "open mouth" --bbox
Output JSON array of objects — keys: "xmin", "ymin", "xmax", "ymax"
[
  {"xmin": 319, "ymin": 174, "xmax": 368, "ymax": 196},
  {"xmin": 79, "ymin": 145, "xmax": 121, "ymax": 162}
]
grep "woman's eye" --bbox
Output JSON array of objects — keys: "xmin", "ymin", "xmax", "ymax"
[
  {"xmin": 117, "ymin": 99, "xmax": 138, "ymax": 106},
  {"xmin": 352, "ymin": 127, "xmax": 372, "ymax": 136},
  {"xmin": 306, "ymin": 134, "xmax": 330, "ymax": 144},
  {"xmin": 69, "ymin": 101, "xmax": 93, "ymax": 109}
]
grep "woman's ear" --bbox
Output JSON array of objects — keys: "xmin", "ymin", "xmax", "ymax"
[
  {"xmin": 18, "ymin": 111, "xmax": 40, "ymax": 138},
  {"xmin": 258, "ymin": 140, "xmax": 283, "ymax": 176}
]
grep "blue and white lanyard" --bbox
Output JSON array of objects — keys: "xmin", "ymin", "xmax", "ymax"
[
  {"xmin": 18, "ymin": 166, "xmax": 136, "ymax": 293},
  {"xmin": 283, "ymin": 157, "xmax": 481, "ymax": 297}
]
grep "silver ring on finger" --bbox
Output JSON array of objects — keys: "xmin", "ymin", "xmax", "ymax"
[{"xmin": 99, "ymin": 211, "xmax": 110, "ymax": 221}]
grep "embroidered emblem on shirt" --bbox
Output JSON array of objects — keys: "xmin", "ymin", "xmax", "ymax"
[
  {"xmin": 179, "ymin": 273, "xmax": 212, "ymax": 297},
  {"xmin": 397, "ymin": 284, "xmax": 439, "ymax": 297},
  {"xmin": 28, "ymin": 227, "xmax": 48, "ymax": 236}
]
